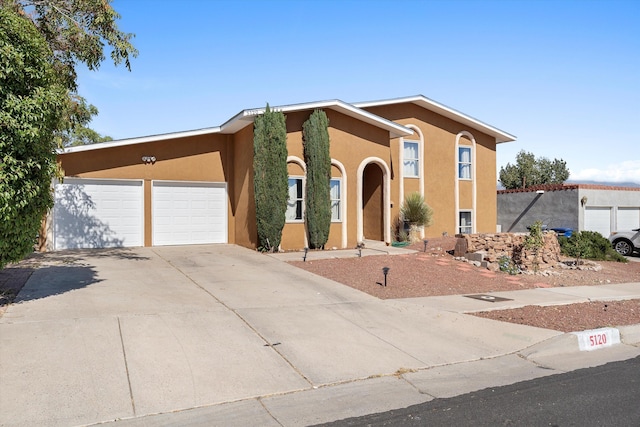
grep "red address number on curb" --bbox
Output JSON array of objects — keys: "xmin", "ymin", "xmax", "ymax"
[{"xmin": 589, "ymin": 333, "xmax": 607, "ymax": 347}]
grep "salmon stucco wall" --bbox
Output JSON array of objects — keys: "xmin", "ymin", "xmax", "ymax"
[
  {"xmin": 363, "ymin": 103, "xmax": 498, "ymax": 237},
  {"xmin": 58, "ymin": 133, "xmax": 233, "ymax": 246},
  {"xmin": 279, "ymin": 109, "xmax": 391, "ymax": 250},
  {"xmin": 231, "ymin": 125, "xmax": 257, "ymax": 249}
]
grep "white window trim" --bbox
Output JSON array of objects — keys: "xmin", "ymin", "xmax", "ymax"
[
  {"xmin": 403, "ymin": 140, "xmax": 420, "ymax": 178},
  {"xmin": 458, "ymin": 146, "xmax": 472, "ymax": 181},
  {"xmin": 454, "ymin": 131, "xmax": 477, "ymax": 234},
  {"xmin": 330, "ymin": 177, "xmax": 342, "ymax": 223},
  {"xmin": 459, "ymin": 210, "xmax": 473, "ymax": 234},
  {"xmin": 399, "ymin": 125, "xmax": 425, "ymax": 239},
  {"xmin": 331, "ymin": 159, "xmax": 348, "ymax": 248},
  {"xmin": 286, "ymin": 176, "xmax": 305, "ymax": 223}
]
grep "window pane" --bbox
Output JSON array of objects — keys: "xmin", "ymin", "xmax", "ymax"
[
  {"xmin": 330, "ymin": 179, "xmax": 341, "ymax": 221},
  {"xmin": 459, "ymin": 147, "xmax": 471, "ymax": 162},
  {"xmin": 404, "ymin": 160, "xmax": 418, "ymax": 177},
  {"xmin": 459, "ymin": 163, "xmax": 471, "ymax": 179},
  {"xmin": 404, "ymin": 141, "xmax": 419, "ymax": 178},
  {"xmin": 288, "ymin": 179, "xmax": 298, "ymax": 199},
  {"xmin": 404, "ymin": 141, "xmax": 418, "ymax": 158},
  {"xmin": 295, "ymin": 201, "xmax": 302, "ymax": 220},
  {"xmin": 286, "ymin": 201, "xmax": 297, "ymax": 221},
  {"xmin": 296, "ymin": 179, "xmax": 303, "ymax": 198},
  {"xmin": 459, "ymin": 212, "xmax": 472, "ymax": 234},
  {"xmin": 331, "ymin": 201, "xmax": 340, "ymax": 221},
  {"xmin": 458, "ymin": 147, "xmax": 471, "ymax": 179},
  {"xmin": 330, "ymin": 179, "xmax": 340, "ymax": 199},
  {"xmin": 287, "ymin": 178, "xmax": 304, "ymax": 221}
]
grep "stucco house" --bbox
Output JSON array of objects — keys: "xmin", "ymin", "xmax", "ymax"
[
  {"xmin": 497, "ymin": 184, "xmax": 640, "ymax": 237},
  {"xmin": 48, "ymin": 95, "xmax": 516, "ymax": 251}
]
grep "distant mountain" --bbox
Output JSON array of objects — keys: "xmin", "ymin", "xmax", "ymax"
[{"xmin": 566, "ymin": 180, "xmax": 640, "ymax": 188}]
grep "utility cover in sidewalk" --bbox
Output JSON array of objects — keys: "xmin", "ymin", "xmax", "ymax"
[{"xmin": 465, "ymin": 294, "xmax": 513, "ymax": 303}]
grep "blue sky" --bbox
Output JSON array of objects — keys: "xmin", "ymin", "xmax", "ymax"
[{"xmin": 77, "ymin": 0, "xmax": 640, "ymax": 184}]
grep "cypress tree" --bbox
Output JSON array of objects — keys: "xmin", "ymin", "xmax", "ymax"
[
  {"xmin": 253, "ymin": 104, "xmax": 288, "ymax": 251},
  {"xmin": 302, "ymin": 109, "xmax": 331, "ymax": 249}
]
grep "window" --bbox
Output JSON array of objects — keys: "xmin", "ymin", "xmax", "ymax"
[
  {"xmin": 458, "ymin": 146, "xmax": 472, "ymax": 179},
  {"xmin": 286, "ymin": 178, "xmax": 304, "ymax": 221},
  {"xmin": 330, "ymin": 178, "xmax": 341, "ymax": 221},
  {"xmin": 403, "ymin": 141, "xmax": 419, "ymax": 178},
  {"xmin": 459, "ymin": 211, "xmax": 472, "ymax": 234}
]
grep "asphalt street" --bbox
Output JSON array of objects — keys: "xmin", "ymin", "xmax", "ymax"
[{"xmin": 320, "ymin": 356, "xmax": 640, "ymax": 426}]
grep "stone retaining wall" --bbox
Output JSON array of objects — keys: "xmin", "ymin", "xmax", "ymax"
[{"xmin": 458, "ymin": 232, "xmax": 562, "ymax": 271}]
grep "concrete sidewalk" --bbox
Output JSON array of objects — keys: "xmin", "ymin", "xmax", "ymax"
[{"xmin": 1, "ymin": 245, "xmax": 638, "ymax": 427}]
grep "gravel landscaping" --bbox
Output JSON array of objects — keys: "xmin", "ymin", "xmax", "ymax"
[{"xmin": 290, "ymin": 237, "xmax": 640, "ymax": 332}]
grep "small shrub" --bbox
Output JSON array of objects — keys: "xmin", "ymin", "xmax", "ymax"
[
  {"xmin": 559, "ymin": 231, "xmax": 627, "ymax": 263},
  {"xmin": 400, "ymin": 192, "xmax": 433, "ymax": 227},
  {"xmin": 391, "ymin": 216, "xmax": 409, "ymax": 242},
  {"xmin": 523, "ymin": 221, "xmax": 545, "ymax": 272},
  {"xmin": 498, "ymin": 255, "xmax": 520, "ymax": 275}
]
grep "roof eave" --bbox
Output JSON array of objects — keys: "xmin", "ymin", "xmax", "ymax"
[
  {"xmin": 58, "ymin": 126, "xmax": 222, "ymax": 154},
  {"xmin": 354, "ymin": 95, "xmax": 517, "ymax": 144},
  {"xmin": 221, "ymin": 100, "xmax": 414, "ymax": 138}
]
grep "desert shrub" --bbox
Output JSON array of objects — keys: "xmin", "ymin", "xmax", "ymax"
[
  {"xmin": 400, "ymin": 192, "xmax": 433, "ymax": 227},
  {"xmin": 559, "ymin": 231, "xmax": 627, "ymax": 263},
  {"xmin": 523, "ymin": 221, "xmax": 545, "ymax": 271},
  {"xmin": 391, "ymin": 217, "xmax": 409, "ymax": 242},
  {"xmin": 498, "ymin": 255, "xmax": 520, "ymax": 275}
]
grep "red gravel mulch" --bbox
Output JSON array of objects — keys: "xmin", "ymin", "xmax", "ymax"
[{"xmin": 290, "ymin": 237, "xmax": 640, "ymax": 331}]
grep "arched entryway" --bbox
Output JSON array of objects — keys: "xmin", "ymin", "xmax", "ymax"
[
  {"xmin": 357, "ymin": 157, "xmax": 391, "ymax": 244},
  {"xmin": 362, "ymin": 164, "xmax": 384, "ymax": 240}
]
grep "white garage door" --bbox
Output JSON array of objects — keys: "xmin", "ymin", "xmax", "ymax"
[
  {"xmin": 152, "ymin": 181, "xmax": 227, "ymax": 246},
  {"xmin": 53, "ymin": 178, "xmax": 144, "ymax": 249},
  {"xmin": 617, "ymin": 207, "xmax": 640, "ymax": 230},
  {"xmin": 584, "ymin": 207, "xmax": 611, "ymax": 237}
]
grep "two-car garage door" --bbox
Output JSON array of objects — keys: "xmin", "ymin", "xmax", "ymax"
[{"xmin": 53, "ymin": 179, "xmax": 226, "ymax": 249}]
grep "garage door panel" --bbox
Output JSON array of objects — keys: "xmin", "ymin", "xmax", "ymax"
[
  {"xmin": 54, "ymin": 179, "xmax": 143, "ymax": 249},
  {"xmin": 152, "ymin": 181, "xmax": 227, "ymax": 246},
  {"xmin": 617, "ymin": 208, "xmax": 640, "ymax": 230},
  {"xmin": 584, "ymin": 207, "xmax": 611, "ymax": 237}
]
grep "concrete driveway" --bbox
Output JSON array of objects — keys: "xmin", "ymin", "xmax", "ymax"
[{"xmin": 1, "ymin": 245, "xmax": 639, "ymax": 426}]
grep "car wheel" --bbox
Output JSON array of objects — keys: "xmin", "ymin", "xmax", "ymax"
[{"xmin": 613, "ymin": 239, "xmax": 634, "ymax": 256}]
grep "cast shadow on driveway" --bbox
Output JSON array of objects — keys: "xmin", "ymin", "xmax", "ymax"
[
  {"xmin": 2, "ymin": 248, "xmax": 150, "ymax": 305},
  {"xmin": 12, "ymin": 265, "xmax": 102, "ymax": 303}
]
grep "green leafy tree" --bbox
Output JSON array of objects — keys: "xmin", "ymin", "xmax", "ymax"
[
  {"xmin": 253, "ymin": 105, "xmax": 288, "ymax": 252},
  {"xmin": 1, "ymin": 0, "xmax": 138, "ymax": 92},
  {"xmin": 61, "ymin": 95, "xmax": 112, "ymax": 147},
  {"xmin": 302, "ymin": 109, "xmax": 331, "ymax": 249},
  {"xmin": 499, "ymin": 150, "xmax": 569, "ymax": 189},
  {"xmin": 0, "ymin": 0, "xmax": 136, "ymax": 266},
  {"xmin": 0, "ymin": 8, "xmax": 67, "ymax": 267},
  {"xmin": 2, "ymin": 0, "xmax": 137, "ymax": 145}
]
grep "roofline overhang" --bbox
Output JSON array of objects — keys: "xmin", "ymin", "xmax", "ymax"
[
  {"xmin": 220, "ymin": 99, "xmax": 414, "ymax": 138},
  {"xmin": 58, "ymin": 126, "xmax": 222, "ymax": 154},
  {"xmin": 353, "ymin": 95, "xmax": 517, "ymax": 144}
]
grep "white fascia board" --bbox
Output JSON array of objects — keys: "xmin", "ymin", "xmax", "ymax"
[
  {"xmin": 221, "ymin": 100, "xmax": 414, "ymax": 138},
  {"xmin": 58, "ymin": 127, "xmax": 222, "ymax": 154},
  {"xmin": 354, "ymin": 95, "xmax": 517, "ymax": 143}
]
